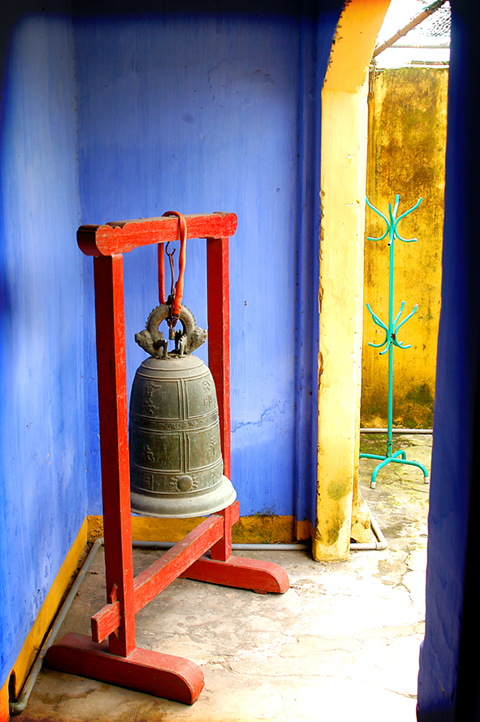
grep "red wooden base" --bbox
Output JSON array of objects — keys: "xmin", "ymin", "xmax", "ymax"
[
  {"xmin": 181, "ymin": 555, "xmax": 290, "ymax": 594},
  {"xmin": 45, "ymin": 632, "xmax": 204, "ymax": 705},
  {"xmin": 45, "ymin": 506, "xmax": 290, "ymax": 706}
]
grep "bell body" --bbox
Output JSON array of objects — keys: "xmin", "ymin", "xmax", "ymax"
[{"xmin": 129, "ymin": 353, "xmax": 236, "ymax": 518}]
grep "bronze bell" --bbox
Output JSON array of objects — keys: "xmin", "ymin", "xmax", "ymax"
[{"xmin": 129, "ymin": 302, "xmax": 237, "ymax": 518}]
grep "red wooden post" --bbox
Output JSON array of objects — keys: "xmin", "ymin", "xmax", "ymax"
[
  {"xmin": 210, "ymin": 504, "xmax": 234, "ymax": 562},
  {"xmin": 206, "ymin": 236, "xmax": 231, "ymax": 479},
  {"xmin": 206, "ymin": 236, "xmax": 233, "ymax": 562},
  {"xmin": 93, "ymin": 254, "xmax": 135, "ymax": 657}
]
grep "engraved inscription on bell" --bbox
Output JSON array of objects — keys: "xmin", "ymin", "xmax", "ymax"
[
  {"xmin": 131, "ymin": 380, "xmax": 182, "ymax": 420},
  {"xmin": 142, "ymin": 446, "xmax": 155, "ymax": 463},
  {"xmin": 130, "ymin": 430, "xmax": 182, "ymax": 471},
  {"xmin": 187, "ymin": 426, "xmax": 221, "ymax": 469}
]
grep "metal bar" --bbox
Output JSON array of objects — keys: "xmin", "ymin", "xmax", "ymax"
[
  {"xmin": 373, "ymin": 0, "xmax": 448, "ymax": 58},
  {"xmin": 10, "ymin": 539, "xmax": 103, "ymax": 716},
  {"xmin": 361, "ymin": 428, "xmax": 432, "ymax": 434}
]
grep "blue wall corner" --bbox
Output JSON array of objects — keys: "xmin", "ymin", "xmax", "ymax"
[{"xmin": 0, "ymin": 8, "xmax": 87, "ymax": 685}]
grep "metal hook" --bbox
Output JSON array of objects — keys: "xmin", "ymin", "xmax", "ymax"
[
  {"xmin": 161, "ymin": 211, "xmax": 188, "ymax": 331},
  {"xmin": 164, "ymin": 242, "xmax": 177, "ymax": 297}
]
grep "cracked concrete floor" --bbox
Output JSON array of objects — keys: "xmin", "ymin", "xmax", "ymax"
[{"xmin": 16, "ymin": 433, "xmax": 430, "ymax": 722}]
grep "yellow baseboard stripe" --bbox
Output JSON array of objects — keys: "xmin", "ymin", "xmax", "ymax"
[
  {"xmin": 9, "ymin": 518, "xmax": 88, "ymax": 700},
  {"xmin": 0, "ymin": 678, "xmax": 9, "ymax": 722},
  {"xmin": 88, "ymin": 514, "xmax": 313, "ymax": 544}
]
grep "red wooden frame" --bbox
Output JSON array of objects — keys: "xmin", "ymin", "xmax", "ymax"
[{"xmin": 45, "ymin": 213, "xmax": 289, "ymax": 705}]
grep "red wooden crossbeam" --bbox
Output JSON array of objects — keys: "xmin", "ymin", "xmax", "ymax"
[
  {"xmin": 91, "ymin": 510, "xmax": 234, "ymax": 644},
  {"xmin": 77, "ymin": 212, "xmax": 237, "ymax": 256},
  {"xmin": 45, "ymin": 212, "xmax": 289, "ymax": 706}
]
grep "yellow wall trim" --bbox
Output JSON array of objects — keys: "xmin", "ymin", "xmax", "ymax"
[
  {"xmin": 88, "ymin": 514, "xmax": 313, "ymax": 544},
  {"xmin": 325, "ymin": 0, "xmax": 390, "ymax": 94},
  {"xmin": 9, "ymin": 518, "xmax": 88, "ymax": 701},
  {"xmin": 0, "ymin": 678, "xmax": 9, "ymax": 722}
]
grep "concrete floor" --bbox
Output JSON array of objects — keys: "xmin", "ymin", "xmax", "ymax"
[{"xmin": 16, "ymin": 433, "xmax": 431, "ymax": 722}]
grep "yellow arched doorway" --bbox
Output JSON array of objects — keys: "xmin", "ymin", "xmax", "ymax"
[{"xmin": 315, "ymin": 0, "xmax": 391, "ymax": 560}]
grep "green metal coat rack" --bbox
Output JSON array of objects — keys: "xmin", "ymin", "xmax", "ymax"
[{"xmin": 360, "ymin": 195, "xmax": 429, "ymax": 489}]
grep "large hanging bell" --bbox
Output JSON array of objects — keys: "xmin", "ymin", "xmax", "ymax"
[{"xmin": 129, "ymin": 302, "xmax": 236, "ymax": 518}]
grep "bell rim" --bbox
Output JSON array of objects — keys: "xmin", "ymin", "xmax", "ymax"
[{"xmin": 130, "ymin": 475, "xmax": 237, "ymax": 519}]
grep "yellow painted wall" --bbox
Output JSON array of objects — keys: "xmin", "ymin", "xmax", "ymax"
[{"xmin": 362, "ymin": 67, "xmax": 448, "ymax": 429}]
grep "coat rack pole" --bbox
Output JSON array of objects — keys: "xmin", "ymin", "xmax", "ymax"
[{"xmin": 360, "ymin": 196, "xmax": 429, "ymax": 488}]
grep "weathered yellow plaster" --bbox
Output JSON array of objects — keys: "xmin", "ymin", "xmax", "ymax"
[
  {"xmin": 362, "ymin": 67, "xmax": 447, "ymax": 428},
  {"xmin": 315, "ymin": 0, "xmax": 390, "ymax": 561},
  {"xmin": 294, "ymin": 518, "xmax": 314, "ymax": 542},
  {"xmin": 350, "ymin": 492, "xmax": 372, "ymax": 543},
  {"xmin": 88, "ymin": 514, "xmax": 312, "ymax": 544},
  {"xmin": 232, "ymin": 515, "xmax": 294, "ymax": 544},
  {"xmin": 9, "ymin": 518, "xmax": 88, "ymax": 700}
]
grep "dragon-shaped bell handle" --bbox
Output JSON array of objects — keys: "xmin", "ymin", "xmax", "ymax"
[{"xmin": 135, "ymin": 303, "xmax": 207, "ymax": 359}]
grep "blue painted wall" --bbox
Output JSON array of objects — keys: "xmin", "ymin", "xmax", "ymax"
[
  {"xmin": 0, "ymin": 3, "xmax": 85, "ymax": 689},
  {"xmin": 0, "ymin": 0, "xmax": 342, "ymax": 691},
  {"xmin": 417, "ymin": 1, "xmax": 480, "ymax": 719},
  {"xmin": 71, "ymin": 3, "xmax": 340, "ymax": 520}
]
